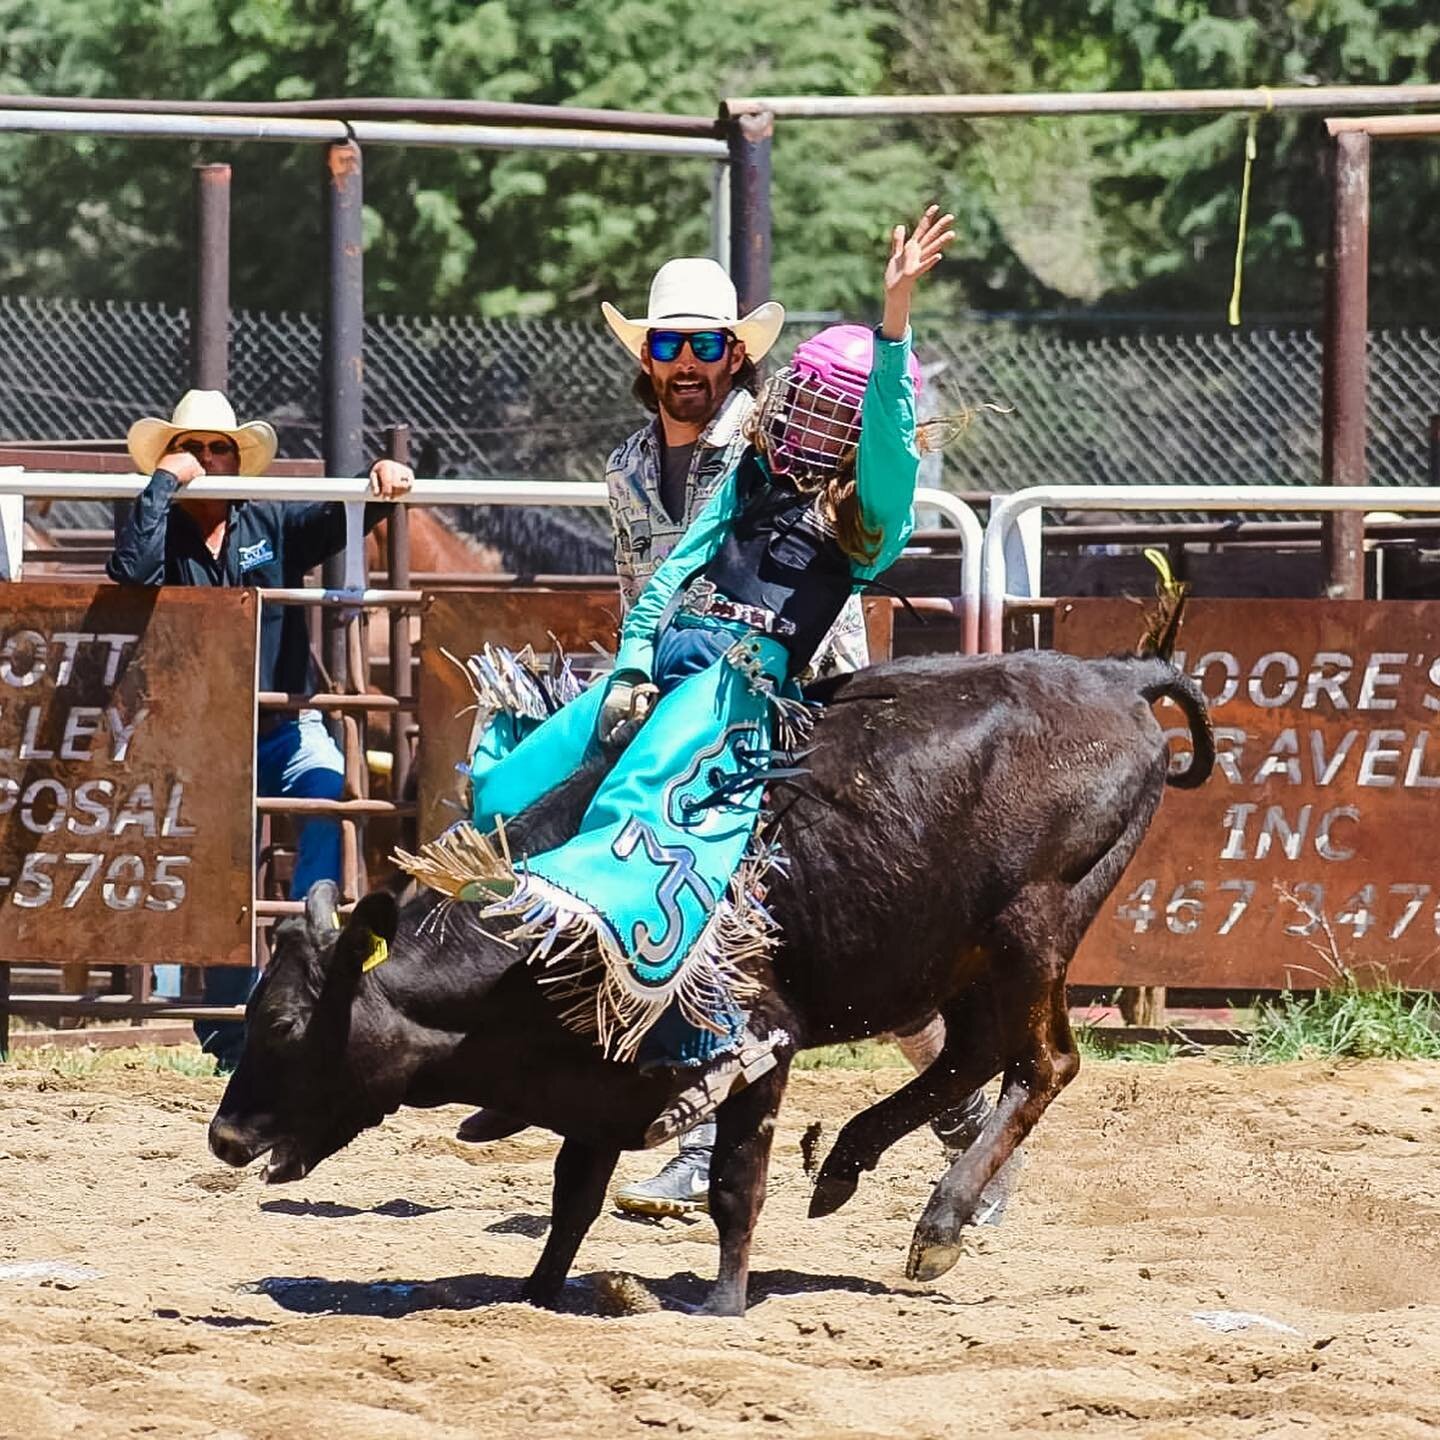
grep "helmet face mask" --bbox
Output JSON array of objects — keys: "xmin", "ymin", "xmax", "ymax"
[{"xmin": 757, "ymin": 367, "xmax": 863, "ymax": 486}]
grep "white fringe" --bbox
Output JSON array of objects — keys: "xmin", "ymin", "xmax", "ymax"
[
  {"xmin": 444, "ymin": 641, "xmax": 587, "ymax": 724},
  {"xmin": 431, "ymin": 833, "xmax": 789, "ymax": 1063}
]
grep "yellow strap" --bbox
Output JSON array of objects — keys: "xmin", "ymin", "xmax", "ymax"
[{"xmin": 1228, "ymin": 90, "xmax": 1273, "ymax": 327}]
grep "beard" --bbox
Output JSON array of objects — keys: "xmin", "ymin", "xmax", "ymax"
[{"xmin": 656, "ymin": 370, "xmax": 723, "ymax": 424}]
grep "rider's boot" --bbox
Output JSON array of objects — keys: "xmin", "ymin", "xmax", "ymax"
[
  {"xmin": 455, "ymin": 1108, "xmax": 530, "ymax": 1144},
  {"xmin": 930, "ymin": 1088, "xmax": 1023, "ymax": 1226},
  {"xmin": 643, "ymin": 1028, "xmax": 778, "ymax": 1148},
  {"xmin": 613, "ymin": 1121, "xmax": 716, "ymax": 1216}
]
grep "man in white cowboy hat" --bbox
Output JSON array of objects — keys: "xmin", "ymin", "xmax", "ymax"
[{"xmin": 108, "ymin": 388, "xmax": 413, "ymax": 1068}]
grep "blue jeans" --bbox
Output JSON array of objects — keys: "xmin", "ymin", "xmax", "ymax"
[{"xmin": 193, "ymin": 713, "xmax": 345, "ymax": 1068}]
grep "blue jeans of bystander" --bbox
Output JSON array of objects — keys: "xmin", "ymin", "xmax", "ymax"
[{"xmin": 193, "ymin": 712, "xmax": 345, "ymax": 1069}]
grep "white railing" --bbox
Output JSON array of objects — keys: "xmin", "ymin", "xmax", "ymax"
[
  {"xmin": 982, "ymin": 484, "xmax": 1440, "ymax": 653},
  {"xmin": 1, "ymin": 469, "xmax": 984, "ymax": 647}
]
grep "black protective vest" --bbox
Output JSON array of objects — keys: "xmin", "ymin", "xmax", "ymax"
[{"xmin": 700, "ymin": 452, "xmax": 856, "ymax": 672}]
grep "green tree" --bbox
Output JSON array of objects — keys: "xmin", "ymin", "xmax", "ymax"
[
  {"xmin": 0, "ymin": 0, "xmax": 937, "ymax": 320},
  {"xmin": 1009, "ymin": 0, "xmax": 1440, "ymax": 319}
]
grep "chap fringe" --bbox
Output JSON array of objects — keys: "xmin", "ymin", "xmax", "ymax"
[{"xmin": 394, "ymin": 820, "xmax": 785, "ymax": 1062}]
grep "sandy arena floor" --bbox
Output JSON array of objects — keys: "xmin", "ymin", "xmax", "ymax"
[{"xmin": 0, "ymin": 1054, "xmax": 1437, "ymax": 1439}]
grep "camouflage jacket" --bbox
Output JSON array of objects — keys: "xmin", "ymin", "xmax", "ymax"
[{"xmin": 604, "ymin": 389, "xmax": 869, "ymax": 674}]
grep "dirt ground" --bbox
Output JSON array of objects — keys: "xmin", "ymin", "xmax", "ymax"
[{"xmin": 1, "ymin": 1055, "xmax": 1438, "ymax": 1440}]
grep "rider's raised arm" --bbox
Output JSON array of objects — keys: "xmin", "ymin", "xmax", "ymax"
[
  {"xmin": 855, "ymin": 204, "xmax": 955, "ymax": 576},
  {"xmin": 613, "ymin": 471, "xmax": 741, "ymax": 678},
  {"xmin": 855, "ymin": 328, "xmax": 920, "ymax": 575}
]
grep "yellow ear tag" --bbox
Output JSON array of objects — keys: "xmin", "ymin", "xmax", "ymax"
[
  {"xmin": 331, "ymin": 912, "xmax": 342, "ymax": 930},
  {"xmin": 1142, "ymin": 547, "xmax": 1176, "ymax": 592},
  {"xmin": 360, "ymin": 935, "xmax": 390, "ymax": 973}
]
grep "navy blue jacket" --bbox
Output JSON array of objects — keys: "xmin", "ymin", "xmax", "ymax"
[{"xmin": 106, "ymin": 467, "xmax": 390, "ymax": 696}]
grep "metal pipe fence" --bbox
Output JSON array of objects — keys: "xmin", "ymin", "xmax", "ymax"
[{"xmin": 983, "ymin": 483, "xmax": 1440, "ymax": 652}]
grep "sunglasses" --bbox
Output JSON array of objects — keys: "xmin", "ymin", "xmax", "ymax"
[
  {"xmin": 647, "ymin": 329, "xmax": 731, "ymax": 364},
  {"xmin": 171, "ymin": 437, "xmax": 239, "ymax": 459}
]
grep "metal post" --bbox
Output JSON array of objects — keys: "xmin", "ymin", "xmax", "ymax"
[
  {"xmin": 1429, "ymin": 415, "xmax": 1440, "ymax": 486},
  {"xmin": 0, "ymin": 963, "xmax": 9, "ymax": 1061},
  {"xmin": 1321, "ymin": 130, "xmax": 1370, "ymax": 600},
  {"xmin": 710, "ymin": 161, "xmax": 731, "ymax": 273},
  {"xmin": 321, "ymin": 138, "xmax": 365, "ymax": 692},
  {"xmin": 727, "ymin": 111, "xmax": 772, "ymax": 313},
  {"xmin": 384, "ymin": 424, "xmax": 413, "ymax": 802},
  {"xmin": 191, "ymin": 162, "xmax": 231, "ymax": 390}
]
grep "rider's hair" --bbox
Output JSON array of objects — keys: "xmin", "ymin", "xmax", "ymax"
[
  {"xmin": 743, "ymin": 415, "xmax": 882, "ymax": 567},
  {"xmin": 744, "ymin": 408, "xmax": 981, "ymax": 568}
]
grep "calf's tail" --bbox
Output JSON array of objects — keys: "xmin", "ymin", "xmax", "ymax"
[{"xmin": 1134, "ymin": 657, "xmax": 1214, "ymax": 790}]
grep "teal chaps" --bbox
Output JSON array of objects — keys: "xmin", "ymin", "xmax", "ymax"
[{"xmin": 467, "ymin": 617, "xmax": 795, "ymax": 1066}]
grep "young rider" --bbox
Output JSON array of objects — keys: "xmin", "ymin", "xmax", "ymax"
[{"xmin": 404, "ymin": 206, "xmax": 954, "ymax": 1139}]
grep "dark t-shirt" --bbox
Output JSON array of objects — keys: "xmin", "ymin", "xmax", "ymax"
[{"xmin": 658, "ymin": 441, "xmax": 696, "ymax": 524}]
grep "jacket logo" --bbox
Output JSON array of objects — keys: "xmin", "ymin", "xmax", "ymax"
[{"xmin": 237, "ymin": 539, "xmax": 275, "ymax": 572}]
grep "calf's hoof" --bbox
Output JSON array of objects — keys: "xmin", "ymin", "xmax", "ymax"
[
  {"xmin": 807, "ymin": 1173, "xmax": 859, "ymax": 1219},
  {"xmin": 517, "ymin": 1276, "xmax": 563, "ymax": 1310},
  {"xmin": 698, "ymin": 1288, "xmax": 747, "ymax": 1318},
  {"xmin": 905, "ymin": 1229, "xmax": 964, "ymax": 1283}
]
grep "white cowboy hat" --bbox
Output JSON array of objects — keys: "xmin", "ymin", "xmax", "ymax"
[
  {"xmin": 127, "ymin": 390, "xmax": 278, "ymax": 478},
  {"xmin": 601, "ymin": 257, "xmax": 785, "ymax": 362}
]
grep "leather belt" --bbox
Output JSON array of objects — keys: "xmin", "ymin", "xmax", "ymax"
[{"xmin": 680, "ymin": 579, "xmax": 796, "ymax": 638}]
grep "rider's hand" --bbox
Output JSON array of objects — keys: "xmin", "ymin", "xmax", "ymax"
[
  {"xmin": 159, "ymin": 449, "xmax": 205, "ymax": 486},
  {"xmin": 369, "ymin": 458, "xmax": 414, "ymax": 500},
  {"xmin": 880, "ymin": 204, "xmax": 956, "ymax": 341},
  {"xmin": 599, "ymin": 671, "xmax": 659, "ymax": 749}
]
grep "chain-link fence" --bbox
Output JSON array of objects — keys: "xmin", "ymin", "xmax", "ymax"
[{"xmin": 5, "ymin": 294, "xmax": 1439, "ymax": 561}]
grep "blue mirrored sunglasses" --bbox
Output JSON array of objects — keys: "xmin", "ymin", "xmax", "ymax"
[{"xmin": 647, "ymin": 329, "xmax": 731, "ymax": 364}]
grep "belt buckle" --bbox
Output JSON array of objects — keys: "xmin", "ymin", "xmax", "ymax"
[{"xmin": 688, "ymin": 578, "xmax": 717, "ymax": 616}]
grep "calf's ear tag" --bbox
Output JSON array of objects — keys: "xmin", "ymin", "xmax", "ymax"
[
  {"xmin": 360, "ymin": 934, "xmax": 390, "ymax": 973},
  {"xmin": 331, "ymin": 912, "xmax": 342, "ymax": 930}
]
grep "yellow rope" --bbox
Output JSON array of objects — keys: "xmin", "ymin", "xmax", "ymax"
[{"xmin": 1228, "ymin": 88, "xmax": 1274, "ymax": 328}]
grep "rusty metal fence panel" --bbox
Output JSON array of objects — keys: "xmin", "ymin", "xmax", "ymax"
[
  {"xmin": 1, "ymin": 583, "xmax": 257, "ymax": 966},
  {"xmin": 1058, "ymin": 597, "xmax": 1440, "ymax": 991}
]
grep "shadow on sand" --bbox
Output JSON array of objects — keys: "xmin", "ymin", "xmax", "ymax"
[{"xmin": 239, "ymin": 1266, "xmax": 910, "ymax": 1319}]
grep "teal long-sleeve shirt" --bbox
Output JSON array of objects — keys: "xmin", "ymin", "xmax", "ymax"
[{"xmin": 614, "ymin": 327, "xmax": 920, "ymax": 679}]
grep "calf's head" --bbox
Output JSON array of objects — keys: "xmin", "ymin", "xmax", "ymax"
[{"xmin": 208, "ymin": 882, "xmax": 399, "ymax": 1183}]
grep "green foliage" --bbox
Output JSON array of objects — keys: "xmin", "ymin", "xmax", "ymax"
[
  {"xmin": 1074, "ymin": 1027, "xmax": 1180, "ymax": 1063},
  {"xmin": 1243, "ymin": 977, "xmax": 1440, "ymax": 1062},
  {"xmin": 3, "ymin": 1, "xmax": 1439, "ymax": 320},
  {"xmin": 1010, "ymin": 0, "xmax": 1440, "ymax": 317},
  {"xmin": 4, "ymin": 1042, "xmax": 220, "ymax": 1078},
  {"xmin": 0, "ymin": 0, "xmax": 930, "ymax": 318},
  {"xmin": 794, "ymin": 1039, "xmax": 907, "ymax": 1070}
]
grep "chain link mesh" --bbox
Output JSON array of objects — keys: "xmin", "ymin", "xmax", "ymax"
[{"xmin": 4, "ymin": 295, "xmax": 1438, "ymax": 514}]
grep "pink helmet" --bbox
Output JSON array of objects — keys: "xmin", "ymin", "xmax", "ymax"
[{"xmin": 758, "ymin": 324, "xmax": 923, "ymax": 482}]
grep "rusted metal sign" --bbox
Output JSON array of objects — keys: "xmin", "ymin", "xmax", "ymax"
[
  {"xmin": 417, "ymin": 589, "xmax": 622, "ymax": 843},
  {"xmin": 1056, "ymin": 598, "xmax": 1440, "ymax": 990},
  {"xmin": 1, "ymin": 583, "xmax": 256, "ymax": 965}
]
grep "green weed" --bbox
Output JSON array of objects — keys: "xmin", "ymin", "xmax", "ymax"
[
  {"xmin": 1243, "ymin": 977, "xmax": 1440, "ymax": 1063},
  {"xmin": 3, "ymin": 1044, "xmax": 219, "ymax": 1080},
  {"xmin": 1074, "ymin": 1026, "xmax": 1180, "ymax": 1064},
  {"xmin": 794, "ymin": 1039, "xmax": 907, "ymax": 1070}
]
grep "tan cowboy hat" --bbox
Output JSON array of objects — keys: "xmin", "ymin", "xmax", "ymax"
[
  {"xmin": 601, "ymin": 257, "xmax": 785, "ymax": 362},
  {"xmin": 127, "ymin": 390, "xmax": 278, "ymax": 477}
]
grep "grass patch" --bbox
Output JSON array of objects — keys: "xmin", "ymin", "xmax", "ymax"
[
  {"xmin": 1243, "ymin": 976, "xmax": 1440, "ymax": 1063},
  {"xmin": 3, "ymin": 1044, "xmax": 219, "ymax": 1080},
  {"xmin": 794, "ymin": 1039, "xmax": 907, "ymax": 1070},
  {"xmin": 1075, "ymin": 1027, "xmax": 1180, "ymax": 1064}
]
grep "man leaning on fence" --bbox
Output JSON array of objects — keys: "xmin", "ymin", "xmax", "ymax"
[{"xmin": 105, "ymin": 389, "xmax": 413, "ymax": 1070}]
